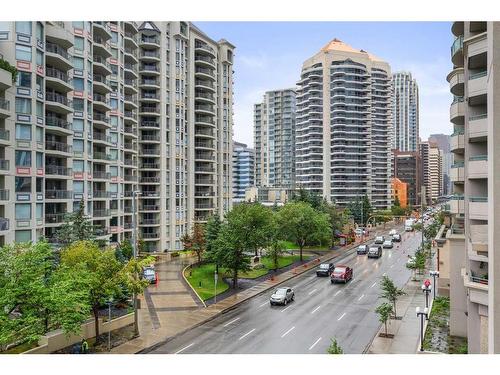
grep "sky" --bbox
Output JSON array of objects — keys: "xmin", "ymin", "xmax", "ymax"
[{"xmin": 195, "ymin": 21, "xmax": 453, "ymax": 147}]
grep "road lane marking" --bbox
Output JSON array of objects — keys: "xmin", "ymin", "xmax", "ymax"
[
  {"xmin": 281, "ymin": 326, "xmax": 295, "ymax": 338},
  {"xmin": 258, "ymin": 302, "xmax": 268, "ymax": 308},
  {"xmin": 281, "ymin": 304, "xmax": 293, "ymax": 313},
  {"xmin": 223, "ymin": 317, "xmax": 240, "ymax": 327},
  {"xmin": 308, "ymin": 289, "xmax": 317, "ymax": 295},
  {"xmin": 390, "ymin": 264, "xmax": 394, "ymax": 269},
  {"xmin": 309, "ymin": 337, "xmax": 322, "ymax": 351},
  {"xmin": 337, "ymin": 313, "xmax": 346, "ymax": 321},
  {"xmin": 334, "ymin": 290, "xmax": 342, "ymax": 296},
  {"xmin": 175, "ymin": 343, "xmax": 195, "ymax": 354},
  {"xmin": 238, "ymin": 328, "xmax": 256, "ymax": 340},
  {"xmin": 371, "ymin": 282, "xmax": 377, "ymax": 288},
  {"xmin": 358, "ymin": 294, "xmax": 365, "ymax": 301},
  {"xmin": 311, "ymin": 305, "xmax": 321, "ymax": 314}
]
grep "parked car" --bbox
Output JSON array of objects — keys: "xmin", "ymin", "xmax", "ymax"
[
  {"xmin": 389, "ymin": 229, "xmax": 397, "ymax": 236},
  {"xmin": 330, "ymin": 265, "xmax": 353, "ymax": 284},
  {"xmin": 355, "ymin": 228, "xmax": 363, "ymax": 236},
  {"xmin": 383, "ymin": 239, "xmax": 393, "ymax": 249},
  {"xmin": 368, "ymin": 246, "xmax": 382, "ymax": 258},
  {"xmin": 316, "ymin": 263, "xmax": 334, "ymax": 276},
  {"xmin": 374, "ymin": 236, "xmax": 384, "ymax": 244},
  {"xmin": 357, "ymin": 244, "xmax": 368, "ymax": 255},
  {"xmin": 270, "ymin": 287, "xmax": 295, "ymax": 306},
  {"xmin": 392, "ymin": 234, "xmax": 402, "ymax": 242},
  {"xmin": 143, "ymin": 266, "xmax": 157, "ymax": 284}
]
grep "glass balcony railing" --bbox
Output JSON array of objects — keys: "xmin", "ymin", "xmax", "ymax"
[
  {"xmin": 451, "ymin": 35, "xmax": 464, "ymax": 58},
  {"xmin": 469, "ymin": 71, "xmax": 487, "ymax": 80},
  {"xmin": 469, "ymin": 155, "xmax": 488, "ymax": 161}
]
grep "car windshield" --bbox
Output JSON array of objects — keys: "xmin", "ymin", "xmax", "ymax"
[
  {"xmin": 275, "ymin": 289, "xmax": 287, "ymax": 296},
  {"xmin": 320, "ymin": 264, "xmax": 330, "ymax": 269},
  {"xmin": 333, "ymin": 267, "xmax": 345, "ymax": 273},
  {"xmin": 144, "ymin": 269, "xmax": 155, "ymax": 276},
  {"xmin": 369, "ymin": 247, "xmax": 378, "ymax": 251}
]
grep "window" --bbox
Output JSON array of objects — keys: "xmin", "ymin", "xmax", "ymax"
[
  {"xmin": 73, "ymin": 119, "xmax": 84, "ymax": 132},
  {"xmin": 16, "ymin": 71, "xmax": 31, "ymax": 88},
  {"xmin": 73, "ymin": 57, "xmax": 84, "ymax": 70},
  {"xmin": 36, "ymin": 50, "xmax": 43, "ymax": 65},
  {"xmin": 111, "ymin": 31, "xmax": 118, "ymax": 44},
  {"xmin": 36, "ymin": 101, "xmax": 43, "ymax": 116},
  {"xmin": 73, "ymin": 78, "xmax": 84, "ymax": 91},
  {"xmin": 15, "ymin": 98, "xmax": 31, "ymax": 114},
  {"xmin": 109, "ymin": 183, "xmax": 118, "ymax": 193},
  {"xmin": 15, "ymin": 22, "xmax": 32, "ymax": 35},
  {"xmin": 36, "ymin": 204, "xmax": 43, "ymax": 220},
  {"xmin": 15, "ymin": 203, "xmax": 32, "ymax": 220},
  {"xmin": 74, "ymin": 36, "xmax": 84, "ymax": 51},
  {"xmin": 36, "ymin": 152, "xmax": 43, "ymax": 168},
  {"xmin": 110, "ymin": 116, "xmax": 118, "ymax": 127},
  {"xmin": 109, "ymin": 165, "xmax": 118, "ymax": 177},
  {"xmin": 73, "ymin": 139, "xmax": 84, "ymax": 153},
  {"xmin": 110, "ymin": 98, "xmax": 118, "ymax": 110},
  {"xmin": 15, "ymin": 177, "xmax": 31, "ymax": 192},
  {"xmin": 36, "ymin": 22, "xmax": 43, "ymax": 41},
  {"xmin": 15, "ymin": 44, "xmax": 32, "ymax": 61},
  {"xmin": 15, "ymin": 150, "xmax": 31, "ymax": 167},
  {"xmin": 72, "ymin": 21, "xmax": 84, "ymax": 29},
  {"xmin": 73, "ymin": 160, "xmax": 84, "ymax": 172},
  {"xmin": 36, "ymin": 77, "xmax": 43, "ymax": 93},
  {"xmin": 73, "ymin": 98, "xmax": 84, "ymax": 111},
  {"xmin": 73, "ymin": 181, "xmax": 84, "ymax": 193},
  {"xmin": 0, "ymin": 22, "xmax": 10, "ymax": 32},
  {"xmin": 36, "ymin": 127, "xmax": 43, "ymax": 143},
  {"xmin": 15, "ymin": 123, "xmax": 32, "ymax": 140},
  {"xmin": 15, "ymin": 230, "xmax": 32, "ymax": 243}
]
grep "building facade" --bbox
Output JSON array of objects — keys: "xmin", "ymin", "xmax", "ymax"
[
  {"xmin": 232, "ymin": 141, "xmax": 254, "ymax": 203},
  {"xmin": 391, "ymin": 177, "xmax": 408, "ymax": 208},
  {"xmin": 254, "ymin": 88, "xmax": 296, "ymax": 189},
  {"xmin": 392, "ymin": 149, "xmax": 421, "ymax": 207},
  {"xmin": 429, "ymin": 133, "xmax": 452, "ymax": 195},
  {"xmin": 0, "ymin": 21, "xmax": 234, "ymax": 252},
  {"xmin": 420, "ymin": 140, "xmax": 443, "ymax": 204},
  {"xmin": 392, "ymin": 71, "xmax": 419, "ymax": 152},
  {"xmin": 296, "ymin": 39, "xmax": 392, "ymax": 209},
  {"xmin": 444, "ymin": 21, "xmax": 500, "ymax": 354}
]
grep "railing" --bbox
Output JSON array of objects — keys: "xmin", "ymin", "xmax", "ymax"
[
  {"xmin": 452, "ymin": 96, "xmax": 464, "ymax": 104},
  {"xmin": 45, "ymin": 116, "xmax": 71, "ymax": 130},
  {"xmin": 452, "ymin": 129, "xmax": 464, "ymax": 136},
  {"xmin": 469, "ymin": 196, "xmax": 488, "ymax": 202},
  {"xmin": 140, "ymin": 163, "xmax": 160, "ymax": 169},
  {"xmin": 470, "ymin": 275, "xmax": 488, "ymax": 285},
  {"xmin": 195, "ymin": 166, "xmax": 215, "ymax": 172},
  {"xmin": 46, "ymin": 140, "xmax": 72, "ymax": 153},
  {"xmin": 93, "ymin": 55, "xmax": 111, "ymax": 69},
  {"xmin": 195, "ymin": 104, "xmax": 215, "ymax": 112},
  {"xmin": 0, "ymin": 159, "xmax": 9, "ymax": 170},
  {"xmin": 141, "ymin": 92, "xmax": 159, "ymax": 99},
  {"xmin": 93, "ymin": 209, "xmax": 111, "ymax": 217},
  {"xmin": 141, "ymin": 35, "xmax": 160, "ymax": 44},
  {"xmin": 123, "ymin": 222, "xmax": 133, "ymax": 228},
  {"xmin": 141, "ymin": 148, "xmax": 159, "ymax": 155},
  {"xmin": 451, "ymin": 35, "xmax": 464, "ymax": 57},
  {"xmin": 141, "ymin": 134, "xmax": 160, "ymax": 141},
  {"xmin": 469, "ymin": 113, "xmax": 487, "ymax": 121},
  {"xmin": 195, "ymin": 178, "xmax": 215, "ymax": 184},
  {"xmin": 124, "ymin": 126, "xmax": 136, "ymax": 134},
  {"xmin": 94, "ymin": 227, "xmax": 109, "ymax": 236},
  {"xmin": 125, "ymin": 95, "xmax": 137, "ymax": 102},
  {"xmin": 0, "ymin": 129, "xmax": 10, "ymax": 140},
  {"xmin": 46, "ymin": 42, "xmax": 70, "ymax": 60},
  {"xmin": 195, "ymin": 91, "xmax": 215, "ymax": 100},
  {"xmin": 195, "ymin": 141, "xmax": 214, "ymax": 148},
  {"xmin": 195, "ymin": 203, "xmax": 214, "ymax": 209},
  {"xmin": 45, "ymin": 213, "xmax": 66, "ymax": 224},
  {"xmin": 195, "ymin": 128, "xmax": 214, "ymax": 137},
  {"xmin": 93, "ymin": 74, "xmax": 110, "ymax": 86},
  {"xmin": 124, "ymin": 110, "xmax": 137, "ymax": 118},
  {"xmin": 140, "ymin": 176, "xmax": 160, "ymax": 183},
  {"xmin": 124, "ymin": 174, "xmax": 137, "ymax": 181},
  {"xmin": 124, "ymin": 158, "xmax": 135, "ymax": 166},
  {"xmin": 469, "ymin": 70, "xmax": 487, "ymax": 80},
  {"xmin": 469, "ymin": 155, "xmax": 488, "ymax": 161},
  {"xmin": 195, "ymin": 152, "xmax": 214, "ymax": 160},
  {"xmin": 142, "ymin": 191, "xmax": 159, "ymax": 197},
  {"xmin": 46, "ymin": 92, "xmax": 69, "ymax": 107},
  {"xmin": 450, "ymin": 194, "xmax": 464, "ymax": 200},
  {"xmin": 93, "ymin": 93, "xmax": 109, "ymax": 104},
  {"xmin": 142, "ymin": 232, "xmax": 159, "ymax": 239},
  {"xmin": 141, "ymin": 50, "xmax": 160, "ymax": 58},
  {"xmin": 0, "ymin": 98, "xmax": 9, "ymax": 110},
  {"xmin": 195, "ymin": 54, "xmax": 215, "ymax": 64},
  {"xmin": 195, "ymin": 67, "xmax": 215, "ymax": 77},
  {"xmin": 93, "ymin": 113, "xmax": 110, "ymax": 123},
  {"xmin": 93, "ymin": 132, "xmax": 111, "ymax": 143},
  {"xmin": 452, "ymin": 161, "xmax": 465, "ymax": 168},
  {"xmin": 140, "ymin": 65, "xmax": 159, "ymax": 72},
  {"xmin": 124, "ymin": 79, "xmax": 136, "ymax": 86},
  {"xmin": 195, "ymin": 41, "xmax": 215, "ymax": 54},
  {"xmin": 195, "ymin": 191, "xmax": 215, "ymax": 197},
  {"xmin": 93, "ymin": 191, "xmax": 112, "ymax": 198},
  {"xmin": 93, "ymin": 171, "xmax": 111, "ymax": 179},
  {"xmin": 124, "ymin": 32, "xmax": 139, "ymax": 42},
  {"xmin": 140, "ymin": 205, "xmax": 160, "ymax": 211},
  {"xmin": 140, "ymin": 219, "xmax": 160, "ymax": 225},
  {"xmin": 140, "ymin": 78, "xmax": 160, "ymax": 85},
  {"xmin": 124, "ymin": 48, "xmax": 138, "ymax": 57},
  {"xmin": 93, "ymin": 151, "xmax": 112, "ymax": 160},
  {"xmin": 139, "ymin": 106, "xmax": 160, "ymax": 113},
  {"xmin": 195, "ymin": 116, "xmax": 215, "ymax": 125},
  {"xmin": 141, "ymin": 121, "xmax": 159, "ymax": 127},
  {"xmin": 124, "ymin": 63, "xmax": 138, "ymax": 72},
  {"xmin": 93, "ymin": 36, "xmax": 110, "ymax": 47},
  {"xmin": 45, "ymin": 190, "xmax": 72, "ymax": 199},
  {"xmin": 45, "ymin": 165, "xmax": 72, "ymax": 176},
  {"xmin": 46, "ymin": 67, "xmax": 69, "ymax": 83},
  {"xmin": 0, "ymin": 189, "xmax": 10, "ymax": 200}
]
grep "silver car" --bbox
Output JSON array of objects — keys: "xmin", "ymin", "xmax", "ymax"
[{"xmin": 270, "ymin": 287, "xmax": 295, "ymax": 306}]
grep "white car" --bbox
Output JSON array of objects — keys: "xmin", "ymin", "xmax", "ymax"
[
  {"xmin": 374, "ymin": 236, "xmax": 384, "ymax": 244},
  {"xmin": 389, "ymin": 229, "xmax": 397, "ymax": 236},
  {"xmin": 383, "ymin": 239, "xmax": 393, "ymax": 248}
]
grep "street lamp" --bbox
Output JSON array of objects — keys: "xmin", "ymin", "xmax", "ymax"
[
  {"xmin": 429, "ymin": 270, "xmax": 440, "ymax": 300},
  {"xmin": 421, "ymin": 280, "xmax": 432, "ymax": 318},
  {"xmin": 131, "ymin": 190, "xmax": 142, "ymax": 337},
  {"xmin": 416, "ymin": 307, "xmax": 429, "ymax": 352},
  {"xmin": 214, "ymin": 270, "xmax": 218, "ymax": 304},
  {"xmin": 107, "ymin": 297, "xmax": 114, "ymax": 352}
]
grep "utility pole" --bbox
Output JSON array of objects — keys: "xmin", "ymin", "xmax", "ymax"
[
  {"xmin": 132, "ymin": 190, "xmax": 141, "ymax": 337},
  {"xmin": 421, "ymin": 186, "xmax": 426, "ymax": 253}
]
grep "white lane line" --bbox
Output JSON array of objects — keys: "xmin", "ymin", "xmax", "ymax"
[
  {"xmin": 358, "ymin": 294, "xmax": 365, "ymax": 301},
  {"xmin": 308, "ymin": 289, "xmax": 317, "ymax": 295},
  {"xmin": 258, "ymin": 302, "xmax": 268, "ymax": 308},
  {"xmin": 337, "ymin": 312, "xmax": 346, "ymax": 321},
  {"xmin": 223, "ymin": 317, "xmax": 240, "ymax": 327},
  {"xmin": 281, "ymin": 304, "xmax": 293, "ymax": 313},
  {"xmin": 311, "ymin": 305, "xmax": 321, "ymax": 314},
  {"xmin": 238, "ymin": 328, "xmax": 256, "ymax": 341},
  {"xmin": 281, "ymin": 326, "xmax": 296, "ymax": 338},
  {"xmin": 390, "ymin": 264, "xmax": 394, "ymax": 269},
  {"xmin": 371, "ymin": 282, "xmax": 377, "ymax": 288},
  {"xmin": 309, "ymin": 337, "xmax": 322, "ymax": 351},
  {"xmin": 334, "ymin": 290, "xmax": 342, "ymax": 296},
  {"xmin": 175, "ymin": 342, "xmax": 195, "ymax": 354}
]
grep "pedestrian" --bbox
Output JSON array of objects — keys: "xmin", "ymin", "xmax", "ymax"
[{"xmin": 81, "ymin": 339, "xmax": 89, "ymax": 354}]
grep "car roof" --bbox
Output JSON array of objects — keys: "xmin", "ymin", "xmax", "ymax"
[
  {"xmin": 334, "ymin": 265, "xmax": 348, "ymax": 269},
  {"xmin": 278, "ymin": 286, "xmax": 291, "ymax": 290}
]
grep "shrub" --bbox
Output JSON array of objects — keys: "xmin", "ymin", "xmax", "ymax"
[{"xmin": 170, "ymin": 251, "xmax": 180, "ymax": 258}]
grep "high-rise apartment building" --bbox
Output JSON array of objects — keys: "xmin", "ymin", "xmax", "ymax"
[
  {"xmin": 296, "ymin": 39, "xmax": 392, "ymax": 209},
  {"xmin": 392, "ymin": 150, "xmax": 421, "ymax": 207},
  {"xmin": 232, "ymin": 141, "xmax": 254, "ymax": 203},
  {"xmin": 444, "ymin": 21, "xmax": 499, "ymax": 354},
  {"xmin": 0, "ymin": 21, "xmax": 234, "ymax": 252},
  {"xmin": 254, "ymin": 88, "xmax": 296, "ymax": 189},
  {"xmin": 429, "ymin": 133, "xmax": 452, "ymax": 195},
  {"xmin": 420, "ymin": 140, "xmax": 442, "ymax": 204},
  {"xmin": 392, "ymin": 71, "xmax": 419, "ymax": 152}
]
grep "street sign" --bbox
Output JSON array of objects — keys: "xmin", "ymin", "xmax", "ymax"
[{"xmin": 424, "ymin": 279, "xmax": 431, "ymax": 288}]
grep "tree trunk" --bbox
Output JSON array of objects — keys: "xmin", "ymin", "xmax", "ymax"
[
  {"xmin": 93, "ymin": 306, "xmax": 100, "ymax": 343},
  {"xmin": 384, "ymin": 321, "xmax": 388, "ymax": 336},
  {"xmin": 232, "ymin": 269, "xmax": 238, "ymax": 289},
  {"xmin": 299, "ymin": 243, "xmax": 304, "ymax": 262},
  {"xmin": 254, "ymin": 247, "xmax": 258, "ymax": 257}
]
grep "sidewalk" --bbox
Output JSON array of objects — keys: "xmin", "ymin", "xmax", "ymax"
[{"xmin": 112, "ymin": 223, "xmax": 399, "ymax": 354}]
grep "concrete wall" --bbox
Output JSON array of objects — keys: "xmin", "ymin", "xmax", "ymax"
[
  {"xmin": 22, "ymin": 313, "xmax": 134, "ymax": 354},
  {"xmin": 448, "ymin": 231, "xmax": 468, "ymax": 338}
]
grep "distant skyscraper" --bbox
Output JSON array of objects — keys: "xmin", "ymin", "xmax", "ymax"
[
  {"xmin": 254, "ymin": 89, "xmax": 296, "ymax": 188},
  {"xmin": 392, "ymin": 72, "xmax": 419, "ymax": 152},
  {"xmin": 232, "ymin": 141, "xmax": 254, "ymax": 203},
  {"xmin": 393, "ymin": 150, "xmax": 421, "ymax": 207},
  {"xmin": 429, "ymin": 133, "xmax": 452, "ymax": 195},
  {"xmin": 420, "ymin": 140, "xmax": 442, "ymax": 204},
  {"xmin": 296, "ymin": 39, "xmax": 392, "ymax": 209}
]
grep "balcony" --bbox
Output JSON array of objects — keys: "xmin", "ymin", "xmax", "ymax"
[
  {"xmin": 139, "ymin": 106, "xmax": 160, "ymax": 115},
  {"xmin": 450, "ymin": 96, "xmax": 465, "ymax": 125},
  {"xmin": 0, "ymin": 159, "xmax": 9, "ymax": 173},
  {"xmin": 140, "ymin": 35, "xmax": 160, "ymax": 46},
  {"xmin": 93, "ymin": 22, "xmax": 112, "ymax": 40},
  {"xmin": 140, "ymin": 162, "xmax": 160, "ymax": 169},
  {"xmin": 142, "ymin": 232, "xmax": 160, "ymax": 239},
  {"xmin": 93, "ymin": 93, "xmax": 111, "ymax": 111},
  {"xmin": 93, "ymin": 113, "xmax": 111, "ymax": 126},
  {"xmin": 45, "ymin": 140, "xmax": 72, "ymax": 154},
  {"xmin": 451, "ymin": 35, "xmax": 464, "ymax": 67},
  {"xmin": 447, "ymin": 67, "xmax": 464, "ymax": 97},
  {"xmin": 93, "ymin": 209, "xmax": 111, "ymax": 218},
  {"xmin": 93, "ymin": 36, "xmax": 112, "ymax": 58},
  {"xmin": 45, "ymin": 67, "xmax": 72, "ymax": 92},
  {"xmin": 45, "ymin": 92, "xmax": 72, "ymax": 113},
  {"xmin": 93, "ymin": 132, "xmax": 112, "ymax": 144},
  {"xmin": 139, "ymin": 205, "xmax": 160, "ymax": 212},
  {"xmin": 45, "ymin": 213, "xmax": 66, "ymax": 224},
  {"xmin": 93, "ymin": 74, "xmax": 112, "ymax": 93},
  {"xmin": 0, "ymin": 189, "xmax": 9, "ymax": 201},
  {"xmin": 45, "ymin": 116, "xmax": 72, "ymax": 133},
  {"xmin": 140, "ymin": 176, "xmax": 160, "ymax": 183},
  {"xmin": 467, "ymin": 71, "xmax": 487, "ymax": 99},
  {"xmin": 195, "ymin": 67, "xmax": 216, "ymax": 80},
  {"xmin": 45, "ymin": 42, "xmax": 72, "ymax": 70},
  {"xmin": 139, "ymin": 218, "xmax": 160, "ymax": 225},
  {"xmin": 0, "ymin": 129, "xmax": 10, "ymax": 143},
  {"xmin": 93, "ymin": 190, "xmax": 112, "ymax": 199},
  {"xmin": 449, "ymin": 195, "xmax": 464, "ymax": 215},
  {"xmin": 469, "ymin": 197, "xmax": 488, "ymax": 220},
  {"xmin": 93, "ymin": 170, "xmax": 111, "ymax": 180},
  {"xmin": 468, "ymin": 155, "xmax": 488, "ymax": 179},
  {"xmin": 45, "ymin": 165, "xmax": 72, "ymax": 177},
  {"xmin": 450, "ymin": 162, "xmax": 464, "ymax": 184},
  {"xmin": 45, "ymin": 189, "xmax": 72, "ymax": 200},
  {"xmin": 139, "ymin": 64, "xmax": 160, "ymax": 74},
  {"xmin": 0, "ymin": 98, "xmax": 9, "ymax": 119},
  {"xmin": 140, "ymin": 78, "xmax": 160, "ymax": 87},
  {"xmin": 140, "ymin": 134, "xmax": 160, "ymax": 142},
  {"xmin": 450, "ymin": 131, "xmax": 464, "ymax": 153},
  {"xmin": 124, "ymin": 174, "xmax": 138, "ymax": 182},
  {"xmin": 140, "ymin": 120, "xmax": 159, "ymax": 128},
  {"xmin": 463, "ymin": 269, "xmax": 488, "ymax": 305},
  {"xmin": 93, "ymin": 151, "xmax": 113, "ymax": 162},
  {"xmin": 195, "ymin": 54, "xmax": 216, "ymax": 68}
]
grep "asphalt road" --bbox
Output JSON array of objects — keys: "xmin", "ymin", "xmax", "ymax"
[{"xmin": 150, "ymin": 225, "xmax": 422, "ymax": 354}]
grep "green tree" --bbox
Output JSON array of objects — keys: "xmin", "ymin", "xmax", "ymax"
[
  {"xmin": 115, "ymin": 239, "xmax": 133, "ymax": 263},
  {"xmin": 347, "ymin": 195, "xmax": 372, "ymax": 225},
  {"xmin": 244, "ymin": 203, "xmax": 274, "ymax": 257},
  {"xmin": 379, "ymin": 275, "xmax": 407, "ymax": 318},
  {"xmin": 191, "ymin": 222, "xmax": 206, "ymax": 263},
  {"xmin": 415, "ymin": 250, "xmax": 426, "ymax": 275},
  {"xmin": 393, "ymin": 196, "xmax": 401, "ymax": 207},
  {"xmin": 325, "ymin": 203, "xmax": 347, "ymax": 245},
  {"xmin": 291, "ymin": 188, "xmax": 326, "ymax": 211},
  {"xmin": 266, "ymin": 240, "xmax": 286, "ymax": 271},
  {"xmin": 54, "ymin": 200, "xmax": 95, "ymax": 245},
  {"xmin": 180, "ymin": 232, "xmax": 193, "ymax": 251},
  {"xmin": 327, "ymin": 338, "xmax": 344, "ymax": 354},
  {"xmin": 277, "ymin": 202, "xmax": 331, "ymax": 261},
  {"xmin": 204, "ymin": 214, "xmax": 222, "ymax": 272},
  {"xmin": 375, "ymin": 302, "xmax": 393, "ymax": 337}
]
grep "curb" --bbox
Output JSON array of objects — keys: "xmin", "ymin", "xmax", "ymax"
[{"xmin": 182, "ymin": 264, "xmax": 207, "ymax": 308}]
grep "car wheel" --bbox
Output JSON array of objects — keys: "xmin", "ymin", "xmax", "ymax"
[
  {"xmin": 291, "ymin": 294, "xmax": 295, "ymax": 301},
  {"xmin": 331, "ymin": 280, "xmax": 334, "ymax": 284}
]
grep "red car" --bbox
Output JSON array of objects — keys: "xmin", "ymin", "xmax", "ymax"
[{"xmin": 330, "ymin": 265, "xmax": 353, "ymax": 284}]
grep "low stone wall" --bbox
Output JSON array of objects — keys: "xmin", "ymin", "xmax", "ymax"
[{"xmin": 22, "ymin": 313, "xmax": 134, "ymax": 354}]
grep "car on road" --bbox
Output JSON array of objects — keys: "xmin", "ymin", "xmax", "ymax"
[
  {"xmin": 383, "ymin": 239, "xmax": 393, "ymax": 248},
  {"xmin": 143, "ymin": 266, "xmax": 157, "ymax": 284},
  {"xmin": 330, "ymin": 265, "xmax": 353, "ymax": 284},
  {"xmin": 316, "ymin": 262, "xmax": 334, "ymax": 276},
  {"xmin": 389, "ymin": 229, "xmax": 397, "ymax": 236},
  {"xmin": 357, "ymin": 244, "xmax": 368, "ymax": 255},
  {"xmin": 392, "ymin": 233, "xmax": 402, "ymax": 242},
  {"xmin": 368, "ymin": 245, "xmax": 382, "ymax": 258},
  {"xmin": 270, "ymin": 287, "xmax": 294, "ymax": 306},
  {"xmin": 374, "ymin": 236, "xmax": 384, "ymax": 244}
]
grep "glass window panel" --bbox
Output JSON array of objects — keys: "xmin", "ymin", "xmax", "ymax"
[
  {"xmin": 73, "ymin": 78, "xmax": 84, "ymax": 91},
  {"xmin": 36, "ymin": 152, "xmax": 43, "ymax": 168},
  {"xmin": 73, "ymin": 98, "xmax": 84, "ymax": 111},
  {"xmin": 15, "ymin": 98, "xmax": 31, "ymax": 114},
  {"xmin": 74, "ymin": 36, "xmax": 84, "ymax": 51},
  {"xmin": 72, "ymin": 21, "xmax": 84, "ymax": 29},
  {"xmin": 15, "ymin": 150, "xmax": 31, "ymax": 167},
  {"xmin": 36, "ymin": 127, "xmax": 43, "ymax": 142},
  {"xmin": 15, "ymin": 203, "xmax": 31, "ymax": 220},
  {"xmin": 73, "ymin": 181, "xmax": 84, "ymax": 193},
  {"xmin": 73, "ymin": 57, "xmax": 84, "ymax": 70},
  {"xmin": 36, "ymin": 203, "xmax": 43, "ymax": 219},
  {"xmin": 15, "ymin": 22, "xmax": 32, "ymax": 35},
  {"xmin": 15, "ymin": 177, "xmax": 31, "ymax": 192},
  {"xmin": 36, "ymin": 22, "xmax": 43, "ymax": 40},
  {"xmin": 36, "ymin": 101, "xmax": 43, "ymax": 116},
  {"xmin": 16, "ymin": 71, "xmax": 31, "ymax": 88},
  {"xmin": 15, "ymin": 44, "xmax": 32, "ymax": 61},
  {"xmin": 15, "ymin": 124, "xmax": 32, "ymax": 140},
  {"xmin": 73, "ymin": 139, "xmax": 84, "ymax": 152},
  {"xmin": 15, "ymin": 230, "xmax": 32, "ymax": 243},
  {"xmin": 73, "ymin": 119, "xmax": 84, "ymax": 132},
  {"xmin": 73, "ymin": 160, "xmax": 84, "ymax": 172},
  {"xmin": 36, "ymin": 50, "xmax": 43, "ymax": 65}
]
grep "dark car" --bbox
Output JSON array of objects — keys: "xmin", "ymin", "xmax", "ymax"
[
  {"xmin": 368, "ymin": 246, "xmax": 382, "ymax": 259},
  {"xmin": 330, "ymin": 266, "xmax": 353, "ymax": 284},
  {"xmin": 143, "ymin": 266, "xmax": 157, "ymax": 284},
  {"xmin": 392, "ymin": 234, "xmax": 402, "ymax": 242},
  {"xmin": 357, "ymin": 245, "xmax": 368, "ymax": 255},
  {"xmin": 316, "ymin": 262, "xmax": 334, "ymax": 276}
]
